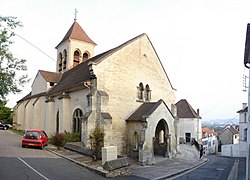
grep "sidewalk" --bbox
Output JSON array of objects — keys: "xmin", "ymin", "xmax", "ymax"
[{"xmin": 46, "ymin": 144, "xmax": 208, "ymax": 179}]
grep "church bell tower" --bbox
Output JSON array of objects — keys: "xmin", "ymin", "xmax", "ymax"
[{"xmin": 55, "ymin": 10, "xmax": 96, "ymax": 73}]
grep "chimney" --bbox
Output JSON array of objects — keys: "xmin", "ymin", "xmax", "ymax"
[
  {"xmin": 197, "ymin": 109, "xmax": 200, "ymax": 116},
  {"xmin": 243, "ymin": 103, "xmax": 247, "ymax": 109},
  {"xmin": 171, "ymin": 104, "xmax": 177, "ymax": 117}
]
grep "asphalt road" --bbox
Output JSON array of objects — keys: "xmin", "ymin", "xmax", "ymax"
[
  {"xmin": 173, "ymin": 155, "xmax": 235, "ymax": 180},
  {"xmin": 0, "ymin": 130, "xmax": 107, "ymax": 180}
]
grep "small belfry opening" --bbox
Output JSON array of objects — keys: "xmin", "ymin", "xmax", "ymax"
[
  {"xmin": 73, "ymin": 50, "xmax": 80, "ymax": 67},
  {"xmin": 82, "ymin": 52, "xmax": 89, "ymax": 62}
]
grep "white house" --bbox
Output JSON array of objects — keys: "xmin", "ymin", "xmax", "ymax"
[
  {"xmin": 175, "ymin": 99, "xmax": 202, "ymax": 144},
  {"xmin": 202, "ymin": 127, "xmax": 217, "ymax": 154}
]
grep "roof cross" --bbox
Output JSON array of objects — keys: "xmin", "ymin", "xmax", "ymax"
[{"xmin": 74, "ymin": 9, "xmax": 78, "ymax": 22}]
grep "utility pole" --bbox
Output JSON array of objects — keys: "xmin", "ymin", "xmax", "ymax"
[{"xmin": 244, "ymin": 23, "xmax": 250, "ymax": 179}]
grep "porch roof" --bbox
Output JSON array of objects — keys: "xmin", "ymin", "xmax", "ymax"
[{"xmin": 126, "ymin": 99, "xmax": 172, "ymax": 121}]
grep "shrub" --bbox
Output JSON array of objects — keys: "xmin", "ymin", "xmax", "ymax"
[
  {"xmin": 51, "ymin": 133, "xmax": 65, "ymax": 147},
  {"xmin": 50, "ymin": 132, "xmax": 81, "ymax": 147},
  {"xmin": 89, "ymin": 127, "xmax": 104, "ymax": 160},
  {"xmin": 64, "ymin": 131, "xmax": 81, "ymax": 142}
]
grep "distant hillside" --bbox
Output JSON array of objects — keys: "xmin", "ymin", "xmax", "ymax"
[
  {"xmin": 202, "ymin": 118, "xmax": 239, "ymax": 133},
  {"xmin": 202, "ymin": 118, "xmax": 239, "ymax": 126}
]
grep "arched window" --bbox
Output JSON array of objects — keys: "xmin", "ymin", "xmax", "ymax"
[
  {"xmin": 63, "ymin": 50, "xmax": 67, "ymax": 69},
  {"xmin": 82, "ymin": 52, "xmax": 89, "ymax": 62},
  {"xmin": 137, "ymin": 83, "xmax": 144, "ymax": 101},
  {"xmin": 73, "ymin": 108, "xmax": 83, "ymax": 132},
  {"xmin": 56, "ymin": 111, "xmax": 59, "ymax": 133},
  {"xmin": 73, "ymin": 50, "xmax": 80, "ymax": 67},
  {"xmin": 58, "ymin": 53, "xmax": 63, "ymax": 72},
  {"xmin": 159, "ymin": 130, "xmax": 164, "ymax": 144},
  {"xmin": 145, "ymin": 84, "xmax": 151, "ymax": 101}
]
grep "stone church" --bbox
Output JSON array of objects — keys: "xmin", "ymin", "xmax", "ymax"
[{"xmin": 13, "ymin": 19, "xmax": 201, "ymax": 165}]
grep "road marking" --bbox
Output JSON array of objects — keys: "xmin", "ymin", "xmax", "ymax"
[{"xmin": 18, "ymin": 157, "xmax": 50, "ymax": 180}]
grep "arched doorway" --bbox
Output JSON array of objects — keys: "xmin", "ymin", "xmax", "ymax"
[
  {"xmin": 72, "ymin": 108, "xmax": 83, "ymax": 133},
  {"xmin": 154, "ymin": 119, "xmax": 169, "ymax": 157}
]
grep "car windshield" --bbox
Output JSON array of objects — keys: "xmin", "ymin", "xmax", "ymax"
[{"xmin": 24, "ymin": 132, "xmax": 40, "ymax": 139}]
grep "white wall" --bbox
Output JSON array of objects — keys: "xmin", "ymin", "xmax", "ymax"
[
  {"xmin": 222, "ymin": 142, "xmax": 247, "ymax": 157},
  {"xmin": 31, "ymin": 72, "xmax": 49, "ymax": 95}
]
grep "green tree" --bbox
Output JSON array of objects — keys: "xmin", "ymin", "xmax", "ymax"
[
  {"xmin": 0, "ymin": 100, "xmax": 12, "ymax": 124},
  {"xmin": 0, "ymin": 16, "xmax": 29, "ymax": 101}
]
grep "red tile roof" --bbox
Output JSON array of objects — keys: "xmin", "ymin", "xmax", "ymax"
[
  {"xmin": 56, "ymin": 21, "xmax": 96, "ymax": 48},
  {"xmin": 202, "ymin": 127, "xmax": 217, "ymax": 136},
  {"xmin": 39, "ymin": 70, "xmax": 61, "ymax": 83}
]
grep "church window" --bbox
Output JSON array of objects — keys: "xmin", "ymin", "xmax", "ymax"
[
  {"xmin": 145, "ymin": 84, "xmax": 151, "ymax": 101},
  {"xmin": 58, "ymin": 53, "xmax": 63, "ymax": 72},
  {"xmin": 73, "ymin": 108, "xmax": 83, "ymax": 133},
  {"xmin": 244, "ymin": 128, "xmax": 247, "ymax": 141},
  {"xmin": 87, "ymin": 94, "xmax": 91, "ymax": 107},
  {"xmin": 82, "ymin": 52, "xmax": 89, "ymax": 62},
  {"xmin": 159, "ymin": 130, "xmax": 164, "ymax": 144},
  {"xmin": 133, "ymin": 131, "xmax": 139, "ymax": 150},
  {"xmin": 137, "ymin": 83, "xmax": 144, "ymax": 101},
  {"xmin": 73, "ymin": 50, "xmax": 80, "ymax": 67},
  {"xmin": 56, "ymin": 111, "xmax": 59, "ymax": 133},
  {"xmin": 63, "ymin": 50, "xmax": 67, "ymax": 69}
]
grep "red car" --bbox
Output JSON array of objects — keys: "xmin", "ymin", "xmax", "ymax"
[{"xmin": 22, "ymin": 130, "xmax": 48, "ymax": 149}]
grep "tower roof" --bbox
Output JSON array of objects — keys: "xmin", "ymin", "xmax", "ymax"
[
  {"xmin": 175, "ymin": 99, "xmax": 201, "ymax": 118},
  {"xmin": 56, "ymin": 21, "xmax": 96, "ymax": 48}
]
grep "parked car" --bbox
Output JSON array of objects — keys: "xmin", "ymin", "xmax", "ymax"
[
  {"xmin": 0, "ymin": 122, "xmax": 9, "ymax": 130},
  {"xmin": 22, "ymin": 130, "xmax": 48, "ymax": 149}
]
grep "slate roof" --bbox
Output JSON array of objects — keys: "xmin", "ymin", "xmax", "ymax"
[
  {"xmin": 39, "ymin": 70, "xmax": 61, "ymax": 83},
  {"xmin": 175, "ymin": 99, "xmax": 200, "ymax": 118},
  {"xmin": 236, "ymin": 106, "xmax": 248, "ymax": 113},
  {"xmin": 49, "ymin": 33, "xmax": 176, "ymax": 96},
  {"xmin": 18, "ymin": 31, "xmax": 177, "ymax": 103},
  {"xmin": 47, "ymin": 60, "xmax": 91, "ymax": 96},
  {"xmin": 56, "ymin": 21, "xmax": 96, "ymax": 48},
  {"xmin": 220, "ymin": 125, "xmax": 239, "ymax": 135},
  {"xmin": 16, "ymin": 92, "xmax": 46, "ymax": 104},
  {"xmin": 126, "ymin": 99, "xmax": 172, "ymax": 121}
]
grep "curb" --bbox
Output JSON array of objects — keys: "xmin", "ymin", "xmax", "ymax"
[
  {"xmin": 46, "ymin": 148, "xmax": 108, "ymax": 177},
  {"xmin": 227, "ymin": 159, "xmax": 239, "ymax": 180}
]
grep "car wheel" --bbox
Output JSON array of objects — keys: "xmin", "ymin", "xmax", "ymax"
[
  {"xmin": 3, "ymin": 127, "xmax": 7, "ymax": 130},
  {"xmin": 40, "ymin": 144, "xmax": 44, "ymax": 150},
  {"xmin": 22, "ymin": 145, "xmax": 25, "ymax": 148}
]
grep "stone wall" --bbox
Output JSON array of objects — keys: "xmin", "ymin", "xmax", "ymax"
[{"xmin": 93, "ymin": 34, "xmax": 176, "ymax": 155}]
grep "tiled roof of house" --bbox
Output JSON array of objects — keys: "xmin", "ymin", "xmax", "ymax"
[
  {"xmin": 202, "ymin": 127, "xmax": 217, "ymax": 136},
  {"xmin": 56, "ymin": 21, "xmax": 96, "ymax": 48},
  {"xmin": 220, "ymin": 125, "xmax": 239, "ymax": 135},
  {"xmin": 126, "ymin": 99, "xmax": 173, "ymax": 121},
  {"xmin": 39, "ymin": 70, "xmax": 61, "ymax": 83},
  {"xmin": 175, "ymin": 99, "xmax": 200, "ymax": 118}
]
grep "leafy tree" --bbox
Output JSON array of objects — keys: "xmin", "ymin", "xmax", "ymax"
[
  {"xmin": 0, "ymin": 16, "xmax": 29, "ymax": 101},
  {"xmin": 0, "ymin": 100, "xmax": 12, "ymax": 124}
]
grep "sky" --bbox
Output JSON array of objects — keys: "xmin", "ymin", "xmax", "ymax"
[{"xmin": 1, "ymin": 0, "xmax": 250, "ymax": 121}]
